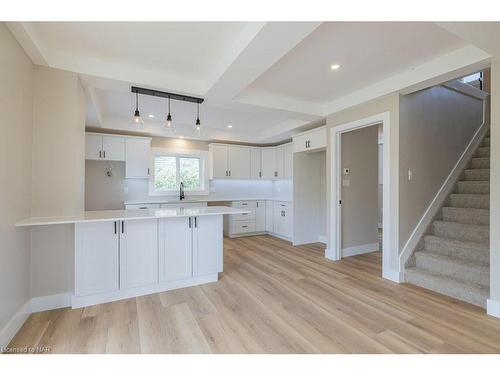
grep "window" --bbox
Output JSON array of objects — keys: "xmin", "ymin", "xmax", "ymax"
[{"xmin": 150, "ymin": 148, "xmax": 208, "ymax": 195}]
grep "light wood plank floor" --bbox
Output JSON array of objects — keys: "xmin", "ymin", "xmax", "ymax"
[{"xmin": 7, "ymin": 235, "xmax": 500, "ymax": 353}]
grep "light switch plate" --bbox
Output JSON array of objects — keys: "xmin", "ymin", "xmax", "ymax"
[
  {"xmin": 408, "ymin": 169, "xmax": 413, "ymax": 181},
  {"xmin": 342, "ymin": 179, "xmax": 350, "ymax": 187}
]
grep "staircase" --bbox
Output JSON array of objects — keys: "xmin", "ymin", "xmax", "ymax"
[{"xmin": 405, "ymin": 132, "xmax": 490, "ymax": 308}]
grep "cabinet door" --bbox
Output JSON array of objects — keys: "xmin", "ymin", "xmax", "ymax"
[
  {"xmin": 75, "ymin": 221, "xmax": 119, "ymax": 296},
  {"xmin": 255, "ymin": 201, "xmax": 266, "ymax": 232},
  {"xmin": 283, "ymin": 143, "xmax": 293, "ymax": 179},
  {"xmin": 193, "ymin": 215, "xmax": 222, "ymax": 276},
  {"xmin": 265, "ymin": 200, "xmax": 274, "ymax": 232},
  {"xmin": 250, "ymin": 148, "xmax": 262, "ymax": 179},
  {"xmin": 275, "ymin": 146, "xmax": 284, "ymax": 179},
  {"xmin": 211, "ymin": 144, "xmax": 229, "ymax": 178},
  {"xmin": 85, "ymin": 134, "xmax": 103, "ymax": 160},
  {"xmin": 119, "ymin": 219, "xmax": 158, "ymax": 289},
  {"xmin": 261, "ymin": 148, "xmax": 276, "ymax": 179},
  {"xmin": 283, "ymin": 204, "xmax": 294, "ymax": 239},
  {"xmin": 292, "ymin": 133, "xmax": 309, "ymax": 153},
  {"xmin": 228, "ymin": 146, "xmax": 251, "ymax": 178},
  {"xmin": 102, "ymin": 135, "xmax": 125, "ymax": 161},
  {"xmin": 125, "ymin": 138, "xmax": 151, "ymax": 178},
  {"xmin": 159, "ymin": 217, "xmax": 193, "ymax": 282},
  {"xmin": 308, "ymin": 127, "xmax": 327, "ymax": 150},
  {"xmin": 273, "ymin": 202, "xmax": 285, "ymax": 236}
]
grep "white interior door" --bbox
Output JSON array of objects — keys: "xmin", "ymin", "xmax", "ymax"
[
  {"xmin": 228, "ymin": 146, "xmax": 251, "ymax": 178},
  {"xmin": 102, "ymin": 135, "xmax": 125, "ymax": 161},
  {"xmin": 119, "ymin": 219, "xmax": 158, "ymax": 289},
  {"xmin": 159, "ymin": 217, "xmax": 193, "ymax": 282}
]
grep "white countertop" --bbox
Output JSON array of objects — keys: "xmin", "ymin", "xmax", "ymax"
[
  {"xmin": 15, "ymin": 206, "xmax": 250, "ymax": 227},
  {"xmin": 125, "ymin": 197, "xmax": 294, "ymax": 205}
]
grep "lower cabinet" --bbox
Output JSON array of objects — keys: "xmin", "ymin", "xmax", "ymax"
[
  {"xmin": 159, "ymin": 217, "xmax": 193, "ymax": 282},
  {"xmin": 75, "ymin": 221, "xmax": 120, "ymax": 297},
  {"xmin": 75, "ymin": 216, "xmax": 222, "ymax": 301},
  {"xmin": 119, "ymin": 218, "xmax": 158, "ymax": 289},
  {"xmin": 273, "ymin": 201, "xmax": 294, "ymax": 240},
  {"xmin": 225, "ymin": 200, "xmax": 266, "ymax": 237}
]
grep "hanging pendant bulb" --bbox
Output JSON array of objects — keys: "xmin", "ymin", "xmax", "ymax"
[
  {"xmin": 163, "ymin": 96, "xmax": 174, "ymax": 132},
  {"xmin": 195, "ymin": 102, "xmax": 201, "ymax": 133},
  {"xmin": 132, "ymin": 92, "xmax": 143, "ymax": 127}
]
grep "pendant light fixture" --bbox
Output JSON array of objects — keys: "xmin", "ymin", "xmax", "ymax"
[
  {"xmin": 132, "ymin": 91, "xmax": 143, "ymax": 126},
  {"xmin": 195, "ymin": 102, "xmax": 201, "ymax": 132},
  {"xmin": 163, "ymin": 96, "xmax": 174, "ymax": 131}
]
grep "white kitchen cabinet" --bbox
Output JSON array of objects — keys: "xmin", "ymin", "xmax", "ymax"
[
  {"xmin": 273, "ymin": 201, "xmax": 293, "ymax": 240},
  {"xmin": 265, "ymin": 200, "xmax": 274, "ymax": 232},
  {"xmin": 75, "ymin": 221, "xmax": 119, "ymax": 296},
  {"xmin": 250, "ymin": 147, "xmax": 262, "ymax": 179},
  {"xmin": 261, "ymin": 147, "xmax": 276, "ymax": 179},
  {"xmin": 125, "ymin": 137, "xmax": 151, "ymax": 178},
  {"xmin": 119, "ymin": 219, "xmax": 158, "ymax": 289},
  {"xmin": 293, "ymin": 126, "xmax": 326, "ymax": 153},
  {"xmin": 255, "ymin": 201, "xmax": 266, "ymax": 232},
  {"xmin": 210, "ymin": 144, "xmax": 229, "ymax": 178},
  {"xmin": 275, "ymin": 145, "xmax": 284, "ymax": 179},
  {"xmin": 228, "ymin": 146, "xmax": 251, "ymax": 178},
  {"xmin": 102, "ymin": 135, "xmax": 125, "ymax": 161},
  {"xmin": 159, "ymin": 217, "xmax": 193, "ymax": 282},
  {"xmin": 284, "ymin": 143, "xmax": 293, "ymax": 179},
  {"xmin": 85, "ymin": 133, "xmax": 125, "ymax": 161},
  {"xmin": 85, "ymin": 134, "xmax": 103, "ymax": 160},
  {"xmin": 193, "ymin": 215, "xmax": 223, "ymax": 276}
]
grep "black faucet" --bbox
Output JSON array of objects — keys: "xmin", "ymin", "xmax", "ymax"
[{"xmin": 179, "ymin": 182, "xmax": 185, "ymax": 200}]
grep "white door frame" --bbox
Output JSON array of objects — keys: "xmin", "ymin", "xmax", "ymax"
[{"xmin": 327, "ymin": 111, "xmax": 401, "ymax": 282}]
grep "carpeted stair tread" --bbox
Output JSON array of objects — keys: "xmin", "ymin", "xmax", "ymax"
[
  {"xmin": 405, "ymin": 267, "xmax": 489, "ymax": 308},
  {"xmin": 414, "ymin": 251, "xmax": 489, "ymax": 286},
  {"xmin": 449, "ymin": 193, "xmax": 489, "ymax": 209},
  {"xmin": 441, "ymin": 206, "xmax": 489, "ymax": 225},
  {"xmin": 456, "ymin": 180, "xmax": 489, "ymax": 194},
  {"xmin": 433, "ymin": 220, "xmax": 489, "ymax": 243},
  {"xmin": 464, "ymin": 168, "xmax": 490, "ymax": 181},
  {"xmin": 475, "ymin": 147, "xmax": 490, "ymax": 157},
  {"xmin": 424, "ymin": 235, "xmax": 489, "ymax": 263}
]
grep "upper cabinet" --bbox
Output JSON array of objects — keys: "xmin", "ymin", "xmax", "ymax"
[
  {"xmin": 293, "ymin": 126, "xmax": 326, "ymax": 153},
  {"xmin": 125, "ymin": 137, "xmax": 151, "ymax": 178},
  {"xmin": 85, "ymin": 133, "xmax": 125, "ymax": 161},
  {"xmin": 210, "ymin": 142, "xmax": 292, "ymax": 180}
]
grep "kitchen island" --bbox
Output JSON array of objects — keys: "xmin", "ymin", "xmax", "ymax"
[{"xmin": 16, "ymin": 206, "xmax": 248, "ymax": 308}]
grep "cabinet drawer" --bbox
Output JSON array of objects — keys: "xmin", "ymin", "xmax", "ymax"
[
  {"xmin": 232, "ymin": 201, "xmax": 257, "ymax": 209},
  {"xmin": 230, "ymin": 211, "xmax": 256, "ymax": 221},
  {"xmin": 231, "ymin": 220, "xmax": 256, "ymax": 234}
]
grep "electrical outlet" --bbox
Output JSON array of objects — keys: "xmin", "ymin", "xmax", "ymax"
[
  {"xmin": 342, "ymin": 179, "xmax": 350, "ymax": 187},
  {"xmin": 343, "ymin": 168, "xmax": 350, "ymax": 175}
]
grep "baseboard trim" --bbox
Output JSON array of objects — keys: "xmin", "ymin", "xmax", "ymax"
[
  {"xmin": 30, "ymin": 293, "xmax": 72, "ymax": 313},
  {"xmin": 269, "ymin": 232, "xmax": 293, "ymax": 242},
  {"xmin": 487, "ymin": 299, "xmax": 500, "ymax": 318},
  {"xmin": 0, "ymin": 301, "xmax": 31, "ymax": 351},
  {"xmin": 342, "ymin": 242, "xmax": 379, "ymax": 257},
  {"xmin": 383, "ymin": 268, "xmax": 404, "ymax": 283},
  {"xmin": 318, "ymin": 236, "xmax": 327, "ymax": 244},
  {"xmin": 71, "ymin": 274, "xmax": 218, "ymax": 308},
  {"xmin": 399, "ymin": 119, "xmax": 489, "ymax": 271}
]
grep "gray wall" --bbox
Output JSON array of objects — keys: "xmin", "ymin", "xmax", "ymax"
[
  {"xmin": 85, "ymin": 160, "xmax": 125, "ymax": 211},
  {"xmin": 399, "ymin": 85, "xmax": 483, "ymax": 248},
  {"xmin": 341, "ymin": 125, "xmax": 379, "ymax": 250},
  {"xmin": 0, "ymin": 24, "xmax": 33, "ymax": 337}
]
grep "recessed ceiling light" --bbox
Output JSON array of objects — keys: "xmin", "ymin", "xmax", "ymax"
[
  {"xmin": 227, "ymin": 125, "xmax": 233, "ymax": 128},
  {"xmin": 179, "ymin": 136, "xmax": 184, "ymax": 139},
  {"xmin": 148, "ymin": 114, "xmax": 154, "ymax": 118},
  {"xmin": 330, "ymin": 64, "xmax": 340, "ymax": 71}
]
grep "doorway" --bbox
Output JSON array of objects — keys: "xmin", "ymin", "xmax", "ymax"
[{"xmin": 328, "ymin": 112, "xmax": 400, "ymax": 282}]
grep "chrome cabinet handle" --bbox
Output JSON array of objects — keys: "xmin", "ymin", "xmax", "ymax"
[
  {"xmin": 121, "ymin": 221, "xmax": 124, "ymax": 233},
  {"xmin": 103, "ymin": 150, "xmax": 106, "ymax": 158},
  {"xmin": 194, "ymin": 217, "xmax": 197, "ymax": 228},
  {"xmin": 99, "ymin": 150, "xmax": 102, "ymax": 158},
  {"xmin": 114, "ymin": 221, "xmax": 117, "ymax": 234},
  {"xmin": 188, "ymin": 217, "xmax": 192, "ymax": 228}
]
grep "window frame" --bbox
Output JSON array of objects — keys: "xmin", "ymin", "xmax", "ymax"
[{"xmin": 149, "ymin": 147, "xmax": 209, "ymax": 196}]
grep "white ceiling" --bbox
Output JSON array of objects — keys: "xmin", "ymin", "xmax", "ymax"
[
  {"xmin": 7, "ymin": 21, "xmax": 491, "ymax": 143},
  {"xmin": 247, "ymin": 22, "xmax": 467, "ymax": 104}
]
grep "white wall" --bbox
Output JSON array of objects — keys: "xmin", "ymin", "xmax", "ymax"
[
  {"xmin": 29, "ymin": 66, "xmax": 86, "ymax": 299},
  {"xmin": 0, "ymin": 23, "xmax": 33, "ymax": 344},
  {"xmin": 399, "ymin": 85, "xmax": 483, "ymax": 248},
  {"xmin": 85, "ymin": 160, "xmax": 125, "ymax": 211}
]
